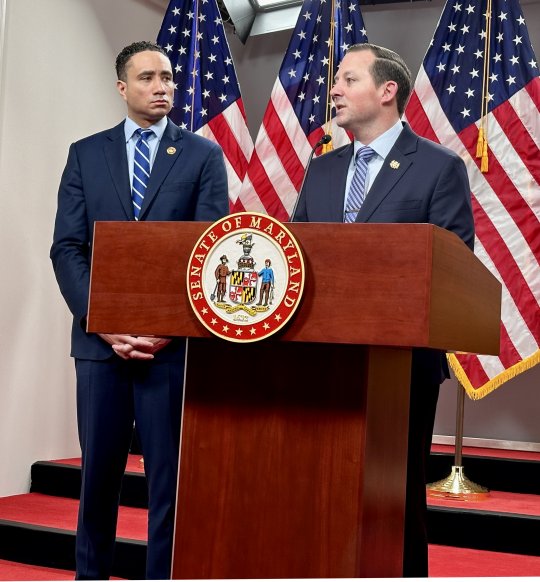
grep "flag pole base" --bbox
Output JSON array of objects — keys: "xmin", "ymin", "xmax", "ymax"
[{"xmin": 427, "ymin": 465, "xmax": 490, "ymax": 500}]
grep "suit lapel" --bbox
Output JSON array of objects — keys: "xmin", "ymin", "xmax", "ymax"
[
  {"xmin": 357, "ymin": 124, "xmax": 418, "ymax": 222},
  {"xmin": 329, "ymin": 143, "xmax": 353, "ymax": 221},
  {"xmin": 103, "ymin": 122, "xmax": 133, "ymax": 220},
  {"xmin": 139, "ymin": 120, "xmax": 184, "ymax": 220}
]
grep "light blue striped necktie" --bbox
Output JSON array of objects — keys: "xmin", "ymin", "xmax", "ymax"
[
  {"xmin": 132, "ymin": 128, "xmax": 154, "ymax": 220},
  {"xmin": 344, "ymin": 146, "xmax": 375, "ymax": 223}
]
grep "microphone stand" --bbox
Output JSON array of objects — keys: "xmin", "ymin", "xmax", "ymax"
[{"xmin": 289, "ymin": 134, "xmax": 332, "ymax": 222}]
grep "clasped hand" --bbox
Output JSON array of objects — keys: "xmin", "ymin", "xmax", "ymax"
[{"xmin": 98, "ymin": 334, "xmax": 171, "ymax": 360}]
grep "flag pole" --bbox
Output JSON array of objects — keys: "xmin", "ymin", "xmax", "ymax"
[{"xmin": 427, "ymin": 381, "xmax": 489, "ymax": 500}]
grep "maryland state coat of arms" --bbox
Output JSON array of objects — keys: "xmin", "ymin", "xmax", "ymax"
[{"xmin": 187, "ymin": 212, "xmax": 305, "ymax": 342}]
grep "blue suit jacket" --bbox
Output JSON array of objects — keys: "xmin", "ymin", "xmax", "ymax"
[
  {"xmin": 295, "ymin": 123, "xmax": 474, "ymax": 249},
  {"xmin": 295, "ymin": 123, "xmax": 475, "ymax": 382},
  {"xmin": 51, "ymin": 119, "xmax": 229, "ymax": 361}
]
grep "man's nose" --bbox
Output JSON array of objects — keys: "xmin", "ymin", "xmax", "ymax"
[{"xmin": 153, "ymin": 79, "xmax": 167, "ymax": 93}]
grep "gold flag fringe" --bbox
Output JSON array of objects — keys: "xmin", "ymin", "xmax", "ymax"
[
  {"xmin": 447, "ymin": 349, "xmax": 540, "ymax": 400},
  {"xmin": 481, "ymin": 138, "xmax": 489, "ymax": 172},
  {"xmin": 321, "ymin": 141, "xmax": 333, "ymax": 154},
  {"xmin": 476, "ymin": 127, "xmax": 485, "ymax": 158}
]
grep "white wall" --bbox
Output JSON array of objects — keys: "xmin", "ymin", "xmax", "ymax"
[
  {"xmin": 0, "ymin": 0, "xmax": 538, "ymax": 496},
  {"xmin": 0, "ymin": 0, "xmax": 168, "ymax": 497}
]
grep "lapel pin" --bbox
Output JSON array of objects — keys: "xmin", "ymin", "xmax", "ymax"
[
  {"xmin": 167, "ymin": 147, "xmax": 176, "ymax": 155},
  {"xmin": 390, "ymin": 160, "xmax": 400, "ymax": 169}
]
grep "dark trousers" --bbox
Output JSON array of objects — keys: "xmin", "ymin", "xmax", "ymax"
[
  {"xmin": 74, "ymin": 358, "xmax": 184, "ymax": 580},
  {"xmin": 402, "ymin": 351, "xmax": 442, "ymax": 577}
]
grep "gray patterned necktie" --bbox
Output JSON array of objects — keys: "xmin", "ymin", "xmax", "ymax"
[
  {"xmin": 132, "ymin": 128, "xmax": 154, "ymax": 220},
  {"xmin": 344, "ymin": 146, "xmax": 375, "ymax": 223}
]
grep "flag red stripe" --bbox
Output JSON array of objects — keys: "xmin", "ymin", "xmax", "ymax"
[
  {"xmin": 264, "ymin": 101, "xmax": 305, "ymax": 191},
  {"xmin": 406, "ymin": 91, "xmax": 440, "ymax": 143},
  {"xmin": 470, "ymin": 195, "xmax": 539, "ymax": 336},
  {"xmin": 456, "ymin": 319, "xmax": 523, "ymax": 391},
  {"xmin": 454, "ymin": 353, "xmax": 490, "ymax": 388},
  {"xmin": 498, "ymin": 322, "xmax": 526, "ymax": 369},
  {"xmin": 458, "ymin": 124, "xmax": 540, "ymax": 259},
  {"xmin": 230, "ymin": 198, "xmax": 246, "ymax": 213},
  {"xmin": 246, "ymin": 152, "xmax": 289, "ymax": 221},
  {"xmin": 492, "ymin": 100, "xmax": 540, "ymax": 186},
  {"xmin": 525, "ymin": 76, "xmax": 540, "ymax": 113},
  {"xmin": 208, "ymin": 108, "xmax": 249, "ymax": 181}
]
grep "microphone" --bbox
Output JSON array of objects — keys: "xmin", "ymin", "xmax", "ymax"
[{"xmin": 289, "ymin": 134, "xmax": 332, "ymax": 222}]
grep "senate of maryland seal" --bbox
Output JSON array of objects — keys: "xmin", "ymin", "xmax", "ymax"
[{"xmin": 187, "ymin": 212, "xmax": 305, "ymax": 342}]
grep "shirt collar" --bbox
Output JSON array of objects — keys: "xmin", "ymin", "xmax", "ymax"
[
  {"xmin": 353, "ymin": 120, "xmax": 404, "ymax": 160},
  {"xmin": 124, "ymin": 116, "xmax": 168, "ymax": 143}
]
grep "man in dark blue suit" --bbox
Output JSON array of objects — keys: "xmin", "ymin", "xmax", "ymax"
[
  {"xmin": 294, "ymin": 43, "xmax": 474, "ymax": 577},
  {"xmin": 50, "ymin": 41, "xmax": 229, "ymax": 579}
]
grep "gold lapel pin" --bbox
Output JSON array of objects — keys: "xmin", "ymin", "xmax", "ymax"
[
  {"xmin": 390, "ymin": 160, "xmax": 400, "ymax": 169},
  {"xmin": 167, "ymin": 147, "xmax": 176, "ymax": 155}
]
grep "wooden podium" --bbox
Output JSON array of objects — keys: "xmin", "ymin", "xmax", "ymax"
[{"xmin": 88, "ymin": 221, "xmax": 501, "ymax": 579}]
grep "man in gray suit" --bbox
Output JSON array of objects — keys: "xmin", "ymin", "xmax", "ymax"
[{"xmin": 294, "ymin": 43, "xmax": 474, "ymax": 577}]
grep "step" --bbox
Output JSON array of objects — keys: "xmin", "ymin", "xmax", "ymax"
[
  {"xmin": 30, "ymin": 455, "xmax": 147, "ymax": 509},
  {"xmin": 22, "ymin": 446, "xmax": 540, "ymax": 570},
  {"xmin": 428, "ymin": 544, "xmax": 540, "ymax": 577},
  {"xmin": 428, "ymin": 444, "xmax": 540, "ymax": 495},
  {"xmin": 2, "ymin": 491, "xmax": 540, "ymax": 578},
  {"xmin": 427, "ymin": 490, "xmax": 540, "ymax": 555},
  {"xmin": 0, "ymin": 558, "xmax": 76, "ymax": 581},
  {"xmin": 0, "ymin": 493, "xmax": 146, "ymax": 580},
  {"xmin": 0, "ymin": 558, "xmax": 126, "ymax": 580}
]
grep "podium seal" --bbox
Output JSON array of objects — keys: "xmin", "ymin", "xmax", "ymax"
[{"xmin": 187, "ymin": 212, "xmax": 305, "ymax": 342}]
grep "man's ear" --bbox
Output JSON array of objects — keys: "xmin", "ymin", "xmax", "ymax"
[
  {"xmin": 117, "ymin": 80, "xmax": 127, "ymax": 101},
  {"xmin": 381, "ymin": 80, "xmax": 398, "ymax": 106}
]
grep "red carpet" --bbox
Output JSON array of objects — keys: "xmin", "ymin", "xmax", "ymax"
[
  {"xmin": 54, "ymin": 454, "xmax": 144, "ymax": 473},
  {"xmin": 2, "ymin": 546, "xmax": 540, "ymax": 579},
  {"xmin": 432, "ymin": 443, "xmax": 540, "ymax": 462},
  {"xmin": 0, "ymin": 493, "xmax": 147, "ymax": 541},
  {"xmin": 429, "ymin": 489, "xmax": 540, "ymax": 516},
  {"xmin": 429, "ymin": 544, "xmax": 540, "ymax": 576},
  {"xmin": 0, "ymin": 559, "xmax": 75, "ymax": 581},
  {"xmin": 0, "ymin": 560, "xmax": 123, "ymax": 581}
]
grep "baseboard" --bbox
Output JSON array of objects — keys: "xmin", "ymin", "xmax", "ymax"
[{"xmin": 433, "ymin": 435, "xmax": 540, "ymax": 453}]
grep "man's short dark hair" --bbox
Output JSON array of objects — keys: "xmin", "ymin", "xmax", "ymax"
[
  {"xmin": 347, "ymin": 43, "xmax": 412, "ymax": 116},
  {"xmin": 115, "ymin": 41, "xmax": 169, "ymax": 81}
]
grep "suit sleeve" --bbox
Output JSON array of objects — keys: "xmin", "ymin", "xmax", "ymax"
[
  {"xmin": 50, "ymin": 143, "xmax": 91, "ymax": 323},
  {"xmin": 428, "ymin": 153, "xmax": 475, "ymax": 250},
  {"xmin": 194, "ymin": 143, "xmax": 229, "ymax": 221}
]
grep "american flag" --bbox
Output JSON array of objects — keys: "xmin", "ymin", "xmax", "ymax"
[
  {"xmin": 235, "ymin": 0, "xmax": 368, "ymax": 220},
  {"xmin": 157, "ymin": 0, "xmax": 254, "ymax": 209},
  {"xmin": 405, "ymin": 0, "xmax": 540, "ymax": 399}
]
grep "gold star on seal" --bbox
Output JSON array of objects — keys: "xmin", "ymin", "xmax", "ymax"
[
  {"xmin": 389, "ymin": 160, "xmax": 400, "ymax": 169},
  {"xmin": 167, "ymin": 147, "xmax": 176, "ymax": 155}
]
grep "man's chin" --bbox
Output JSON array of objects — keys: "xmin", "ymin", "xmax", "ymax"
[
  {"xmin": 145, "ymin": 108, "xmax": 171, "ymax": 122},
  {"xmin": 150, "ymin": 105, "xmax": 171, "ymax": 116},
  {"xmin": 334, "ymin": 117, "xmax": 349, "ymax": 131}
]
